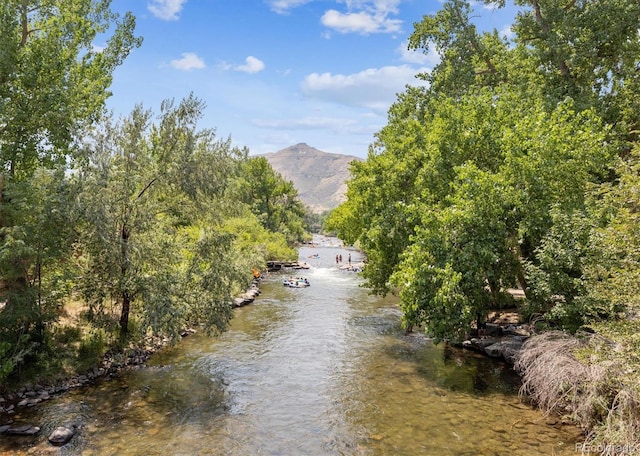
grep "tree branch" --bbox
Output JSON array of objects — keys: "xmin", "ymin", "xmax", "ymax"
[
  {"xmin": 531, "ymin": 0, "xmax": 571, "ymax": 77},
  {"xmin": 453, "ymin": 5, "xmax": 497, "ymax": 75},
  {"xmin": 136, "ymin": 177, "xmax": 157, "ymax": 200},
  {"xmin": 20, "ymin": 0, "xmax": 29, "ymax": 47}
]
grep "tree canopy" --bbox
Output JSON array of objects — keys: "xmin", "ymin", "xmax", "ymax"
[
  {"xmin": 0, "ymin": 2, "xmax": 308, "ymax": 384},
  {"xmin": 327, "ymin": 0, "xmax": 640, "ymax": 340}
]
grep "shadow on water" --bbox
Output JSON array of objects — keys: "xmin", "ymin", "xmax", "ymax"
[
  {"xmin": 382, "ymin": 335, "xmax": 522, "ymax": 396},
  {"xmin": 0, "ymin": 241, "xmax": 582, "ymax": 455}
]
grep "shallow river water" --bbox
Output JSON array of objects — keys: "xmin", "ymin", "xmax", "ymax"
[{"xmin": 0, "ymin": 243, "xmax": 582, "ymax": 455}]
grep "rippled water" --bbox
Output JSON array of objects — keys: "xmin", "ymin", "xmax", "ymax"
[{"xmin": 0, "ymin": 244, "xmax": 581, "ymax": 455}]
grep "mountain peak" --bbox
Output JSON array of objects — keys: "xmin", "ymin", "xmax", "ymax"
[
  {"xmin": 281, "ymin": 143, "xmax": 321, "ymax": 155},
  {"xmin": 259, "ymin": 144, "xmax": 362, "ymax": 213}
]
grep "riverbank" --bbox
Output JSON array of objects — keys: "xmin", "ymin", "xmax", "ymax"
[
  {"xmin": 0, "ymin": 260, "xmax": 582, "ymax": 455},
  {"xmin": 0, "ymin": 277, "xmax": 263, "ymax": 432},
  {"xmin": 456, "ymin": 310, "xmax": 640, "ymax": 454},
  {"xmin": 457, "ymin": 310, "xmax": 531, "ymax": 365}
]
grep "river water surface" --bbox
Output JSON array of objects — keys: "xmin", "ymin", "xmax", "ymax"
[{"xmin": 1, "ymin": 243, "xmax": 581, "ymax": 455}]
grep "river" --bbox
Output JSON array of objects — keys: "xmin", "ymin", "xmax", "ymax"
[{"xmin": 0, "ymin": 242, "xmax": 581, "ymax": 455}]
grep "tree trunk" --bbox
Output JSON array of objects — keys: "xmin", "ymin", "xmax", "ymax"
[
  {"xmin": 119, "ymin": 224, "xmax": 130, "ymax": 334},
  {"xmin": 120, "ymin": 291, "xmax": 130, "ymax": 334},
  {"xmin": 516, "ymin": 261, "xmax": 529, "ymax": 299}
]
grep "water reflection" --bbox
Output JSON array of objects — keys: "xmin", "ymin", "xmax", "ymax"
[{"xmin": 0, "ymin": 245, "xmax": 581, "ymax": 455}]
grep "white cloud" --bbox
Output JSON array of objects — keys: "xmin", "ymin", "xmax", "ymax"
[
  {"xmin": 170, "ymin": 52, "xmax": 205, "ymax": 70},
  {"xmin": 235, "ymin": 56, "xmax": 265, "ymax": 74},
  {"xmin": 320, "ymin": 1, "xmax": 403, "ymax": 35},
  {"xmin": 252, "ymin": 116, "xmax": 378, "ymax": 137},
  {"xmin": 147, "ymin": 0, "xmax": 187, "ymax": 21},
  {"xmin": 500, "ymin": 25, "xmax": 515, "ymax": 40},
  {"xmin": 321, "ymin": 9, "xmax": 401, "ymax": 34},
  {"xmin": 267, "ymin": 0, "xmax": 314, "ymax": 14},
  {"xmin": 268, "ymin": 1, "xmax": 403, "ymax": 34},
  {"xmin": 397, "ymin": 41, "xmax": 440, "ymax": 66},
  {"xmin": 301, "ymin": 65, "xmax": 429, "ymax": 110}
]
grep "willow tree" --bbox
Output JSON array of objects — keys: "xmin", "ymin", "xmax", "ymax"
[
  {"xmin": 0, "ymin": 0, "xmax": 141, "ymax": 378},
  {"xmin": 77, "ymin": 96, "xmax": 253, "ymax": 339}
]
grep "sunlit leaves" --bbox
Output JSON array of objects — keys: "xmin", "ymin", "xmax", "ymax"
[
  {"xmin": 75, "ymin": 97, "xmax": 252, "ymax": 339},
  {"xmin": 330, "ymin": 0, "xmax": 629, "ymax": 338},
  {"xmin": 233, "ymin": 156, "xmax": 307, "ymax": 244},
  {"xmin": 0, "ymin": 0, "xmax": 142, "ymax": 178}
]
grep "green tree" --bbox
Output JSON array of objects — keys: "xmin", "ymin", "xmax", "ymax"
[
  {"xmin": 330, "ymin": 0, "xmax": 628, "ymax": 339},
  {"xmin": 76, "ymin": 97, "xmax": 249, "ymax": 339},
  {"xmin": 0, "ymin": 168, "xmax": 78, "ymax": 379},
  {"xmin": 0, "ymin": 0, "xmax": 142, "ymax": 178},
  {"xmin": 233, "ymin": 156, "xmax": 307, "ymax": 244},
  {"xmin": 0, "ymin": 0, "xmax": 141, "ymax": 379}
]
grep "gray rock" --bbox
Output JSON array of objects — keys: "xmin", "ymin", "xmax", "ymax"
[
  {"xmin": 485, "ymin": 323, "xmax": 503, "ymax": 337},
  {"xmin": 483, "ymin": 338, "xmax": 525, "ymax": 363},
  {"xmin": 501, "ymin": 338, "xmax": 525, "ymax": 364},
  {"xmin": 48, "ymin": 426, "xmax": 75, "ymax": 446},
  {"xmin": 7, "ymin": 424, "xmax": 40, "ymax": 435},
  {"xmin": 472, "ymin": 337, "xmax": 499, "ymax": 349},
  {"xmin": 484, "ymin": 342, "xmax": 504, "ymax": 358},
  {"xmin": 503, "ymin": 324, "xmax": 531, "ymax": 337}
]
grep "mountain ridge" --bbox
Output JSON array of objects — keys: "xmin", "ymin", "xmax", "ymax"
[{"xmin": 259, "ymin": 143, "xmax": 362, "ymax": 214}]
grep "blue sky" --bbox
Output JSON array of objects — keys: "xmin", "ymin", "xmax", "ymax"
[{"xmin": 105, "ymin": 0, "xmax": 516, "ymax": 159}]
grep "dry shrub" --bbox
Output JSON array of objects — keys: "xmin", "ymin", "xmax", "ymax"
[
  {"xmin": 586, "ymin": 389, "xmax": 640, "ymax": 455},
  {"xmin": 515, "ymin": 331, "xmax": 640, "ymax": 455}
]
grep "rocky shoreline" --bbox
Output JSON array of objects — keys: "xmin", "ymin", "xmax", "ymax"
[
  {"xmin": 458, "ymin": 321, "xmax": 532, "ymax": 365},
  {"xmin": 0, "ymin": 278, "xmax": 262, "ymax": 443}
]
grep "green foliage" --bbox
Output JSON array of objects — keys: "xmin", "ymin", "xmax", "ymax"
[
  {"xmin": 75, "ymin": 96, "xmax": 251, "ymax": 340},
  {"xmin": 77, "ymin": 329, "xmax": 106, "ymax": 371},
  {"xmin": 0, "ymin": 0, "xmax": 141, "ymax": 386},
  {"xmin": 0, "ymin": 337, "xmax": 35, "ymax": 386},
  {"xmin": 220, "ymin": 214, "xmax": 297, "ymax": 262},
  {"xmin": 305, "ymin": 210, "xmax": 328, "ymax": 234},
  {"xmin": 232, "ymin": 156, "xmax": 308, "ymax": 244},
  {"xmin": 0, "ymin": 167, "xmax": 78, "ymax": 382},
  {"xmin": 331, "ymin": 0, "xmax": 637, "ymax": 342},
  {"xmin": 580, "ymin": 147, "xmax": 640, "ymax": 321},
  {"xmin": 0, "ymin": 0, "xmax": 142, "ymax": 178}
]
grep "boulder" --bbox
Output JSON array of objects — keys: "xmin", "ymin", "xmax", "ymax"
[
  {"xmin": 232, "ymin": 297, "xmax": 244, "ymax": 307},
  {"xmin": 501, "ymin": 337, "xmax": 526, "ymax": 364},
  {"xmin": 48, "ymin": 426, "xmax": 75, "ymax": 446},
  {"xmin": 503, "ymin": 324, "xmax": 531, "ymax": 337},
  {"xmin": 484, "ymin": 342, "xmax": 504, "ymax": 358},
  {"xmin": 483, "ymin": 337, "xmax": 526, "ymax": 363},
  {"xmin": 485, "ymin": 323, "xmax": 503, "ymax": 337}
]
